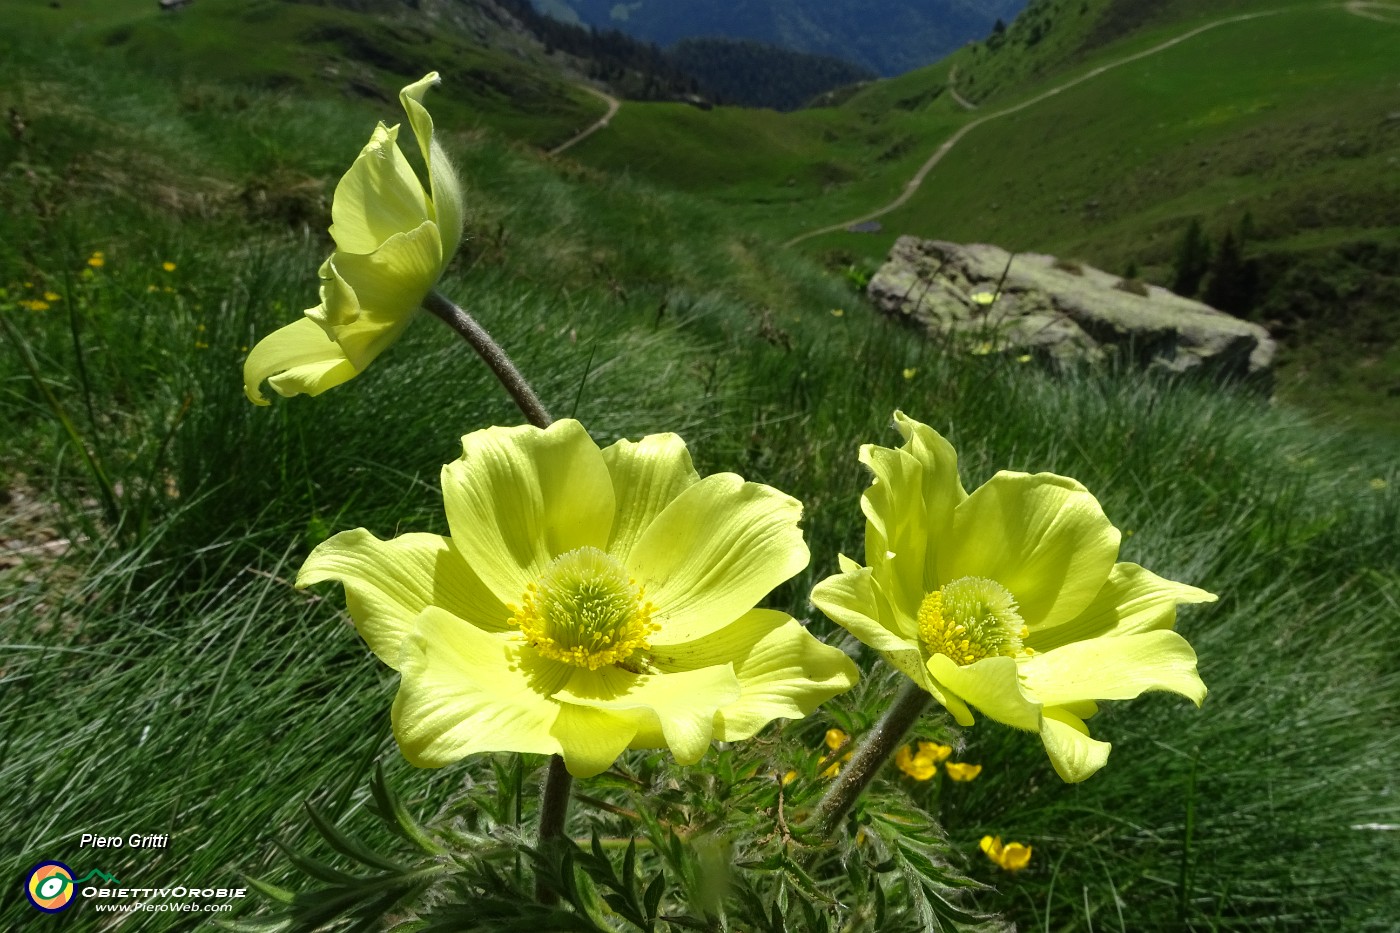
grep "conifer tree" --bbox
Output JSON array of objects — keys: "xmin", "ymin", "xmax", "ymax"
[{"xmin": 1171, "ymin": 218, "xmax": 1212, "ymax": 297}]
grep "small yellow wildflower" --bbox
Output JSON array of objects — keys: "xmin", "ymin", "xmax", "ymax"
[
  {"xmin": 830, "ymin": 308, "xmax": 845, "ymax": 317},
  {"xmin": 980, "ymin": 835, "xmax": 1032, "ymax": 872},
  {"xmin": 895, "ymin": 744, "xmax": 937, "ymax": 780},
  {"xmin": 19, "ymin": 299, "xmax": 50, "ymax": 311},
  {"xmin": 902, "ymin": 367, "xmax": 918, "ymax": 380},
  {"xmin": 970, "ymin": 291, "xmax": 996, "ymax": 305},
  {"xmin": 87, "ymin": 252, "xmax": 105, "ymax": 268},
  {"xmin": 945, "ymin": 762, "xmax": 982, "ymax": 782},
  {"xmin": 1016, "ymin": 354, "xmax": 1032, "ymax": 364},
  {"xmin": 1370, "ymin": 478, "xmax": 1388, "ymax": 491},
  {"xmin": 782, "ymin": 770, "xmax": 798, "ymax": 786},
  {"xmin": 147, "ymin": 284, "xmax": 158, "ymax": 292},
  {"xmin": 43, "ymin": 291, "xmax": 60, "ymax": 302},
  {"xmin": 971, "ymin": 341, "xmax": 994, "ymax": 356},
  {"xmin": 822, "ymin": 727, "xmax": 854, "ymax": 777},
  {"xmin": 195, "ymin": 341, "xmax": 210, "ymax": 350},
  {"xmin": 163, "ymin": 261, "xmax": 177, "ymax": 272}
]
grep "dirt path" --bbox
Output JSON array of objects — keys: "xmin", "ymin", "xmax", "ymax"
[
  {"xmin": 549, "ymin": 86, "xmax": 621, "ymax": 157},
  {"xmin": 1344, "ymin": 0, "xmax": 1400, "ymax": 22},
  {"xmin": 784, "ymin": 9, "xmax": 1293, "ymax": 248},
  {"xmin": 947, "ymin": 66, "xmax": 978, "ymax": 111}
]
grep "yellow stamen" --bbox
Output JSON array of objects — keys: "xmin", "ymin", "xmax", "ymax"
[
  {"xmin": 916, "ymin": 576, "xmax": 1025, "ymax": 666},
  {"xmin": 511, "ymin": 546, "xmax": 657, "ymax": 670}
]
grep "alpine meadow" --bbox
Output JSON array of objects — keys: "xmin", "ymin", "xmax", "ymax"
[{"xmin": 1, "ymin": 0, "xmax": 1397, "ymax": 931}]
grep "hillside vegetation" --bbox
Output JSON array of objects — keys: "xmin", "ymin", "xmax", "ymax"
[
  {"xmin": 2, "ymin": 1, "xmax": 1398, "ymax": 931},
  {"xmin": 563, "ymin": 0, "xmax": 1400, "ymax": 430}
]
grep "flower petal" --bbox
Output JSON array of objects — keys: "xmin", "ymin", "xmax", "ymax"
[
  {"xmin": 1030, "ymin": 562, "xmax": 1217, "ymax": 651},
  {"xmin": 310, "ymin": 221, "xmax": 442, "ymax": 370},
  {"xmin": 243, "ymin": 317, "xmax": 358, "ymax": 405},
  {"xmin": 631, "ymin": 473, "xmax": 807, "ymax": 644},
  {"xmin": 810, "ymin": 568, "xmax": 918, "ymax": 656},
  {"xmin": 442, "ymin": 420, "xmax": 615, "ymax": 606},
  {"xmin": 1019, "ymin": 630, "xmax": 1207, "ymax": 707},
  {"xmin": 927, "ymin": 654, "xmax": 1042, "ymax": 732},
  {"xmin": 393, "ymin": 608, "xmax": 566, "ymax": 767},
  {"xmin": 298, "ymin": 529, "xmax": 512, "ymax": 669},
  {"xmin": 648, "ymin": 609, "xmax": 858, "ymax": 740},
  {"xmin": 550, "ymin": 704, "xmax": 640, "ymax": 778},
  {"xmin": 600, "ymin": 432, "xmax": 700, "ymax": 562},
  {"xmin": 943, "ymin": 471, "xmax": 1120, "ymax": 630},
  {"xmin": 859, "ymin": 444, "xmax": 931, "ymax": 619},
  {"xmin": 1039, "ymin": 707, "xmax": 1112, "ymax": 782},
  {"xmin": 556, "ymin": 664, "xmax": 741, "ymax": 765},
  {"xmin": 400, "ymin": 73, "xmax": 464, "ymax": 261},
  {"xmin": 891, "ymin": 409, "xmax": 967, "ymax": 544},
  {"xmin": 329, "ymin": 122, "xmax": 431, "ymax": 258}
]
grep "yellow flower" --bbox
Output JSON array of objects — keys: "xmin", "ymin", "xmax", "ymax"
[
  {"xmin": 830, "ymin": 308, "xmax": 845, "ymax": 317},
  {"xmin": 811, "ymin": 412, "xmax": 1212, "ymax": 782},
  {"xmin": 782, "ymin": 770, "xmax": 798, "ymax": 786},
  {"xmin": 299, "ymin": 420, "xmax": 857, "ymax": 777},
  {"xmin": 970, "ymin": 291, "xmax": 996, "ymax": 305},
  {"xmin": 43, "ymin": 291, "xmax": 60, "ymax": 302},
  {"xmin": 87, "ymin": 251, "xmax": 105, "ymax": 268},
  {"xmin": 894, "ymin": 742, "xmax": 951, "ymax": 781},
  {"xmin": 980, "ymin": 835, "xmax": 1031, "ymax": 871},
  {"xmin": 945, "ymin": 762, "xmax": 982, "ymax": 782},
  {"xmin": 244, "ymin": 73, "xmax": 465, "ymax": 405},
  {"xmin": 902, "ymin": 367, "xmax": 918, "ymax": 380},
  {"xmin": 821, "ymin": 727, "xmax": 853, "ymax": 777},
  {"xmin": 1016, "ymin": 354, "xmax": 1032, "ymax": 364},
  {"xmin": 163, "ymin": 261, "xmax": 177, "ymax": 272},
  {"xmin": 19, "ymin": 299, "xmax": 50, "ymax": 311},
  {"xmin": 1370, "ymin": 478, "xmax": 1388, "ymax": 491}
]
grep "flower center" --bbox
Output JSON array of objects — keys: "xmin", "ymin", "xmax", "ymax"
[
  {"xmin": 511, "ymin": 547, "xmax": 658, "ymax": 670},
  {"xmin": 916, "ymin": 576, "xmax": 1028, "ymax": 666}
]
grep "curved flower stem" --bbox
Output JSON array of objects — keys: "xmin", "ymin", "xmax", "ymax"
[
  {"xmin": 535, "ymin": 755, "xmax": 574, "ymax": 904},
  {"xmin": 422, "ymin": 290, "xmax": 553, "ymax": 429},
  {"xmin": 807, "ymin": 679, "xmax": 931, "ymax": 838},
  {"xmin": 421, "ymin": 290, "xmax": 568, "ymax": 902}
]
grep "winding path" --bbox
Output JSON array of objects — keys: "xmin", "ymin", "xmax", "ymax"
[
  {"xmin": 783, "ymin": 7, "xmax": 1314, "ymax": 248},
  {"xmin": 1344, "ymin": 0, "xmax": 1400, "ymax": 22},
  {"xmin": 549, "ymin": 85, "xmax": 621, "ymax": 156}
]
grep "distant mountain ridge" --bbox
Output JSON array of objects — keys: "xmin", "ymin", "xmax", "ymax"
[{"xmin": 532, "ymin": 0, "xmax": 1030, "ymax": 76}]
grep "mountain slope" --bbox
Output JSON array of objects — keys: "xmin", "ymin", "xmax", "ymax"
[{"xmin": 536, "ymin": 0, "xmax": 1029, "ymax": 76}]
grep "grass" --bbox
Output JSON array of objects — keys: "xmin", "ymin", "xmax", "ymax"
[{"xmin": 3, "ymin": 5, "xmax": 1399, "ymax": 932}]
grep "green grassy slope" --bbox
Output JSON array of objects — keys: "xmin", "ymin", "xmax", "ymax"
[
  {"xmin": 562, "ymin": 0, "xmax": 1400, "ymax": 429},
  {"xmin": 0, "ymin": 0, "xmax": 607, "ymax": 148}
]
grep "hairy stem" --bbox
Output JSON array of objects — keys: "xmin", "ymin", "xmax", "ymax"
[
  {"xmin": 807, "ymin": 679, "xmax": 931, "ymax": 838},
  {"xmin": 535, "ymin": 755, "xmax": 574, "ymax": 904},
  {"xmin": 423, "ymin": 290, "xmax": 552, "ymax": 429}
]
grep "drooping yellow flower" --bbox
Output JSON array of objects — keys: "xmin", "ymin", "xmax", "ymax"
[
  {"xmin": 300, "ymin": 420, "xmax": 857, "ymax": 777},
  {"xmin": 811, "ymin": 411, "xmax": 1212, "ymax": 782},
  {"xmin": 244, "ymin": 73, "xmax": 464, "ymax": 404},
  {"xmin": 980, "ymin": 835, "xmax": 1032, "ymax": 871},
  {"xmin": 945, "ymin": 762, "xmax": 982, "ymax": 782}
]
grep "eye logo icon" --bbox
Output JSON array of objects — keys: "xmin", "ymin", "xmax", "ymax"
[{"xmin": 25, "ymin": 862, "xmax": 76, "ymax": 913}]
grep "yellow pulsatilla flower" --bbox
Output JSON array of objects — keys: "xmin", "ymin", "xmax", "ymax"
[
  {"xmin": 944, "ymin": 762, "xmax": 982, "ymax": 782},
  {"xmin": 299, "ymin": 420, "xmax": 857, "ymax": 778},
  {"xmin": 811, "ymin": 411, "xmax": 1212, "ymax": 783},
  {"xmin": 244, "ymin": 72, "xmax": 464, "ymax": 405},
  {"xmin": 894, "ymin": 740, "xmax": 953, "ymax": 780},
  {"xmin": 980, "ymin": 835, "xmax": 1032, "ymax": 871}
]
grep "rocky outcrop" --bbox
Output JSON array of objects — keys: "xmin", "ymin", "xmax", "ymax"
[{"xmin": 868, "ymin": 237, "xmax": 1276, "ymax": 382}]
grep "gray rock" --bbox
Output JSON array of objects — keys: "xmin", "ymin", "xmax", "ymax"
[{"xmin": 867, "ymin": 237, "xmax": 1275, "ymax": 382}]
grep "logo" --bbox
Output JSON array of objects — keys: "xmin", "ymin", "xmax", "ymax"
[{"xmin": 25, "ymin": 862, "xmax": 76, "ymax": 913}]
